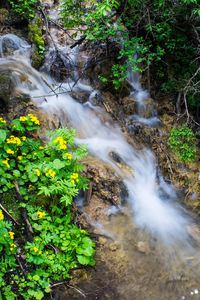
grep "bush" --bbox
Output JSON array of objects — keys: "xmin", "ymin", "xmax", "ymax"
[
  {"xmin": 168, "ymin": 124, "xmax": 196, "ymax": 162},
  {"xmin": 0, "ymin": 115, "xmax": 95, "ymax": 299}
]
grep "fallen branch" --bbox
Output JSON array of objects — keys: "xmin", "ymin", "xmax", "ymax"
[
  {"xmin": 70, "ymin": 35, "xmax": 86, "ymax": 49},
  {"xmin": 0, "ymin": 202, "xmax": 20, "ymax": 226},
  {"xmin": 15, "ymin": 254, "xmax": 27, "ymax": 279},
  {"xmin": 13, "ymin": 180, "xmax": 33, "ymax": 242}
]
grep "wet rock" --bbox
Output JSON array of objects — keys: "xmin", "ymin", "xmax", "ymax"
[
  {"xmin": 84, "ymin": 161, "xmax": 123, "ymax": 206},
  {"xmin": 137, "ymin": 241, "xmax": 150, "ymax": 254},
  {"xmin": 187, "ymin": 224, "xmax": 200, "ymax": 243},
  {"xmin": 70, "ymin": 91, "xmax": 90, "ymax": 104}
]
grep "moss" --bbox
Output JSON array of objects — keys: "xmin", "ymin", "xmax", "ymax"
[
  {"xmin": 28, "ymin": 17, "xmax": 45, "ymax": 69},
  {"xmin": 0, "ymin": 75, "xmax": 8, "ymax": 83},
  {"xmin": 0, "ymin": 8, "xmax": 8, "ymax": 24}
]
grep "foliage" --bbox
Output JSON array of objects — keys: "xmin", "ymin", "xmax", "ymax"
[
  {"xmin": 60, "ymin": 0, "xmax": 200, "ymax": 99},
  {"xmin": 8, "ymin": 0, "xmax": 38, "ymax": 20},
  {"xmin": 0, "ymin": 115, "xmax": 95, "ymax": 299},
  {"xmin": 168, "ymin": 124, "xmax": 196, "ymax": 162}
]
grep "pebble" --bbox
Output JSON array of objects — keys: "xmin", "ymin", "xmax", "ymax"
[
  {"xmin": 194, "ymin": 289, "xmax": 199, "ymax": 294},
  {"xmin": 181, "ymin": 296, "xmax": 185, "ymax": 300}
]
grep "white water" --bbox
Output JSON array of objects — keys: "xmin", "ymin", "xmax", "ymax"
[{"xmin": 0, "ymin": 34, "xmax": 195, "ymax": 251}]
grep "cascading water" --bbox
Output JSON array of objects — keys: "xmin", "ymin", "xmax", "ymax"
[{"xmin": 1, "ymin": 28, "xmax": 200, "ymax": 299}]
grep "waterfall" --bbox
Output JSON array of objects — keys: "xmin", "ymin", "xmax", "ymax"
[{"xmin": 0, "ymin": 34, "xmax": 195, "ymax": 252}]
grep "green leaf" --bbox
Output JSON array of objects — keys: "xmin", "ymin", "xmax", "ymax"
[
  {"xmin": 77, "ymin": 254, "xmax": 90, "ymax": 265},
  {"xmin": 53, "ymin": 159, "xmax": 65, "ymax": 169},
  {"xmin": 0, "ymin": 130, "xmax": 6, "ymax": 143}
]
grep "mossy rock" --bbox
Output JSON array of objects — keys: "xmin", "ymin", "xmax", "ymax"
[
  {"xmin": 0, "ymin": 8, "xmax": 8, "ymax": 24},
  {"xmin": 28, "ymin": 17, "xmax": 45, "ymax": 69}
]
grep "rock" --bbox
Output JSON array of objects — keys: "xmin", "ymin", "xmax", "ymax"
[
  {"xmin": 187, "ymin": 224, "xmax": 200, "ymax": 243},
  {"xmin": 109, "ymin": 241, "xmax": 120, "ymax": 251},
  {"xmin": 0, "ymin": 74, "xmax": 11, "ymax": 107},
  {"xmin": 99, "ymin": 237, "xmax": 107, "ymax": 245},
  {"xmin": 137, "ymin": 241, "xmax": 150, "ymax": 254}
]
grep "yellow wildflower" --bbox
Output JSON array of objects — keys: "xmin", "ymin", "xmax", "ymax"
[
  {"xmin": 9, "ymin": 231, "xmax": 15, "ymax": 239},
  {"xmin": 39, "ymin": 251, "xmax": 42, "ymax": 255},
  {"xmin": 22, "ymin": 136, "xmax": 26, "ymax": 141},
  {"xmin": 45, "ymin": 251, "xmax": 48, "ymax": 255},
  {"xmin": 37, "ymin": 211, "xmax": 46, "ymax": 219},
  {"xmin": 76, "ymin": 179, "xmax": 79, "ymax": 183},
  {"xmin": 33, "ymin": 247, "xmax": 38, "ymax": 253},
  {"xmin": 70, "ymin": 173, "xmax": 79, "ymax": 179},
  {"xmin": 0, "ymin": 209, "xmax": 4, "ymax": 220},
  {"xmin": 2, "ymin": 159, "xmax": 10, "ymax": 168},
  {"xmin": 39, "ymin": 146, "xmax": 44, "ymax": 149},
  {"xmin": 35, "ymin": 238, "xmax": 39, "ymax": 241},
  {"xmin": 35, "ymin": 169, "xmax": 40, "ymax": 176},
  {"xmin": 45, "ymin": 167, "xmax": 48, "ymax": 171},
  {"xmin": 65, "ymin": 153, "xmax": 72, "ymax": 160},
  {"xmin": 11, "ymin": 243, "xmax": 17, "ymax": 248},
  {"xmin": 17, "ymin": 156, "xmax": 22, "ymax": 160},
  {"xmin": 10, "ymin": 248, "xmax": 13, "ymax": 251},
  {"xmin": 71, "ymin": 180, "xmax": 75, "ymax": 184},
  {"xmin": 6, "ymin": 149, "xmax": 14, "ymax": 155},
  {"xmin": 19, "ymin": 116, "xmax": 28, "ymax": 122},
  {"xmin": 33, "ymin": 152, "xmax": 37, "ymax": 155},
  {"xmin": 4, "ymin": 234, "xmax": 7, "ymax": 237},
  {"xmin": 0, "ymin": 117, "xmax": 6, "ymax": 124}
]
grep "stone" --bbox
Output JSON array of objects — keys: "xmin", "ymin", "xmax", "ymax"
[{"xmin": 137, "ymin": 241, "xmax": 150, "ymax": 254}]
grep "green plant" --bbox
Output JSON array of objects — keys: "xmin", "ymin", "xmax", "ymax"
[
  {"xmin": 8, "ymin": 0, "xmax": 38, "ymax": 20},
  {"xmin": 168, "ymin": 124, "xmax": 196, "ymax": 162},
  {"xmin": 0, "ymin": 115, "xmax": 95, "ymax": 299}
]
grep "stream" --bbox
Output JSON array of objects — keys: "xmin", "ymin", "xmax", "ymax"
[{"xmin": 1, "ymin": 2, "xmax": 200, "ymax": 299}]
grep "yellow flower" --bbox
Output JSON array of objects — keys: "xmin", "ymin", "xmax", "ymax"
[
  {"xmin": 0, "ymin": 117, "xmax": 6, "ymax": 124},
  {"xmin": 35, "ymin": 169, "xmax": 40, "ymax": 176},
  {"xmin": 20, "ymin": 116, "xmax": 28, "ymax": 122},
  {"xmin": 35, "ymin": 238, "xmax": 39, "ymax": 241},
  {"xmin": 45, "ymin": 251, "xmax": 48, "ymax": 255},
  {"xmin": 22, "ymin": 136, "xmax": 26, "ymax": 141},
  {"xmin": 6, "ymin": 149, "xmax": 14, "ymax": 154},
  {"xmin": 0, "ymin": 209, "xmax": 4, "ymax": 220},
  {"xmin": 3, "ymin": 234, "xmax": 7, "ymax": 237},
  {"xmin": 39, "ymin": 251, "xmax": 42, "ymax": 255},
  {"xmin": 60, "ymin": 144, "xmax": 67, "ymax": 150},
  {"xmin": 17, "ymin": 156, "xmax": 22, "ymax": 160},
  {"xmin": 2, "ymin": 159, "xmax": 10, "ymax": 168},
  {"xmin": 71, "ymin": 173, "xmax": 79, "ymax": 179},
  {"xmin": 45, "ymin": 167, "xmax": 48, "ymax": 171},
  {"xmin": 37, "ymin": 211, "xmax": 46, "ymax": 219},
  {"xmin": 39, "ymin": 146, "xmax": 44, "ymax": 149},
  {"xmin": 11, "ymin": 243, "xmax": 17, "ymax": 248},
  {"xmin": 71, "ymin": 180, "xmax": 75, "ymax": 184},
  {"xmin": 10, "ymin": 248, "xmax": 13, "ymax": 251},
  {"xmin": 33, "ymin": 152, "xmax": 37, "ymax": 155},
  {"xmin": 33, "ymin": 247, "xmax": 38, "ymax": 253},
  {"xmin": 76, "ymin": 179, "xmax": 79, "ymax": 183},
  {"xmin": 9, "ymin": 231, "xmax": 15, "ymax": 239}
]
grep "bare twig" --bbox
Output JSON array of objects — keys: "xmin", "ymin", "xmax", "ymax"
[
  {"xmin": 67, "ymin": 285, "xmax": 86, "ymax": 298},
  {"xmin": 15, "ymin": 254, "xmax": 27, "ymax": 279}
]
